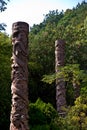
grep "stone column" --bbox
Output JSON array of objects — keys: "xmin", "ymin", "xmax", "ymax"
[
  {"xmin": 10, "ymin": 22, "xmax": 29, "ymax": 130},
  {"xmin": 55, "ymin": 39, "xmax": 66, "ymax": 116},
  {"xmin": 73, "ymin": 82, "xmax": 80, "ymax": 100}
]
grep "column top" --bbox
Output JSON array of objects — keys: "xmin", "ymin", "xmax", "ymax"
[
  {"xmin": 12, "ymin": 21, "xmax": 29, "ymax": 34},
  {"xmin": 55, "ymin": 39, "xmax": 65, "ymax": 47}
]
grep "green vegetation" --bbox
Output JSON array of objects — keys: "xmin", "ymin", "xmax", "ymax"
[
  {"xmin": 0, "ymin": 0, "xmax": 10, "ymax": 31},
  {"xmin": 29, "ymin": 97, "xmax": 87, "ymax": 130},
  {"xmin": 0, "ymin": 1, "xmax": 87, "ymax": 129},
  {"xmin": 0, "ymin": 33, "xmax": 11, "ymax": 129},
  {"xmin": 29, "ymin": 98, "xmax": 58, "ymax": 130}
]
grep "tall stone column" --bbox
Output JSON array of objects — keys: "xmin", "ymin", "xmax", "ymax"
[
  {"xmin": 55, "ymin": 39, "xmax": 66, "ymax": 116},
  {"xmin": 73, "ymin": 82, "xmax": 80, "ymax": 100},
  {"xmin": 10, "ymin": 22, "xmax": 29, "ymax": 130}
]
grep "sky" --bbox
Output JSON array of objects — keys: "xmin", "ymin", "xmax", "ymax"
[{"xmin": 0, "ymin": 0, "xmax": 85, "ymax": 35}]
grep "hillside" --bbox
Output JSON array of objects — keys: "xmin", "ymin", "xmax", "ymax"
[
  {"xmin": 0, "ymin": 1, "xmax": 87, "ymax": 129},
  {"xmin": 29, "ymin": 0, "xmax": 87, "ymax": 103}
]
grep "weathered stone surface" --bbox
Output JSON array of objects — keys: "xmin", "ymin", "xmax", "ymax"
[
  {"xmin": 73, "ymin": 82, "xmax": 80, "ymax": 100},
  {"xmin": 55, "ymin": 39, "xmax": 66, "ymax": 116},
  {"xmin": 10, "ymin": 22, "xmax": 29, "ymax": 130}
]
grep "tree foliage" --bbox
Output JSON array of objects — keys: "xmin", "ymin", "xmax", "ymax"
[
  {"xmin": 0, "ymin": 32, "xmax": 11, "ymax": 129},
  {"xmin": 29, "ymin": 98, "xmax": 58, "ymax": 130},
  {"xmin": 0, "ymin": 0, "xmax": 9, "ymax": 12},
  {"xmin": 0, "ymin": 1, "xmax": 87, "ymax": 129},
  {"xmin": 29, "ymin": 0, "xmax": 87, "ymax": 107},
  {"xmin": 0, "ymin": 0, "xmax": 9, "ymax": 31}
]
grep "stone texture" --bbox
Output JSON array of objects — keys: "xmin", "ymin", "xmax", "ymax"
[
  {"xmin": 55, "ymin": 39, "xmax": 66, "ymax": 116},
  {"xmin": 73, "ymin": 82, "xmax": 80, "ymax": 100},
  {"xmin": 10, "ymin": 22, "xmax": 29, "ymax": 130}
]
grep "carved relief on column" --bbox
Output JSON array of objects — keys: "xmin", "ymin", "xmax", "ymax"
[
  {"xmin": 73, "ymin": 82, "xmax": 80, "ymax": 100},
  {"xmin": 55, "ymin": 39, "xmax": 66, "ymax": 116},
  {"xmin": 10, "ymin": 22, "xmax": 29, "ymax": 130}
]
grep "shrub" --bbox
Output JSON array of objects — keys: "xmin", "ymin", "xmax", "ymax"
[
  {"xmin": 30, "ymin": 125, "xmax": 50, "ymax": 130},
  {"xmin": 29, "ymin": 98, "xmax": 58, "ymax": 129}
]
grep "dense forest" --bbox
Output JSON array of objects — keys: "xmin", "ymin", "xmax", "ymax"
[{"xmin": 0, "ymin": 1, "xmax": 87, "ymax": 130}]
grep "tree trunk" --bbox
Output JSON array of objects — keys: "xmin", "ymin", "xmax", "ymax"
[
  {"xmin": 10, "ymin": 22, "xmax": 29, "ymax": 130},
  {"xmin": 55, "ymin": 39, "xmax": 66, "ymax": 116}
]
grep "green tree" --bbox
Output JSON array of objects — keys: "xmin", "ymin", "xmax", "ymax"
[
  {"xmin": 29, "ymin": 1, "xmax": 87, "ymax": 107},
  {"xmin": 0, "ymin": 32, "xmax": 11, "ymax": 129},
  {"xmin": 29, "ymin": 98, "xmax": 58, "ymax": 130},
  {"xmin": 0, "ymin": 0, "xmax": 9, "ymax": 31},
  {"xmin": 65, "ymin": 96, "xmax": 87, "ymax": 130}
]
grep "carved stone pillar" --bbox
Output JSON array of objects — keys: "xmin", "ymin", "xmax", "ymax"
[
  {"xmin": 55, "ymin": 39, "xmax": 66, "ymax": 116},
  {"xmin": 10, "ymin": 22, "xmax": 29, "ymax": 130},
  {"xmin": 73, "ymin": 82, "xmax": 80, "ymax": 100}
]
